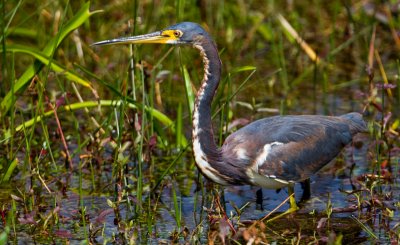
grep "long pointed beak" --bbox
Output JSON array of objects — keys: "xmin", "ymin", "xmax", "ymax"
[{"xmin": 92, "ymin": 31, "xmax": 176, "ymax": 46}]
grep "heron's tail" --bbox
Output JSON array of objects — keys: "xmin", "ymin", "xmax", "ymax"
[{"xmin": 340, "ymin": 112, "xmax": 368, "ymax": 135}]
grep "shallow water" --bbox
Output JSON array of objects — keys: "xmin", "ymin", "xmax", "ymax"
[{"xmin": 2, "ymin": 131, "xmax": 398, "ymax": 244}]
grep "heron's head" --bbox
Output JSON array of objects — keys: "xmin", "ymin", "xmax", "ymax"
[{"xmin": 92, "ymin": 22, "xmax": 210, "ymax": 47}]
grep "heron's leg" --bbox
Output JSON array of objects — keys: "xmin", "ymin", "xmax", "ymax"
[
  {"xmin": 300, "ymin": 178, "xmax": 311, "ymax": 202},
  {"xmin": 256, "ymin": 188, "xmax": 264, "ymax": 210}
]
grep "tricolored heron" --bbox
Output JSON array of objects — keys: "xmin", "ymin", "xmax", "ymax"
[{"xmin": 93, "ymin": 22, "xmax": 367, "ymax": 214}]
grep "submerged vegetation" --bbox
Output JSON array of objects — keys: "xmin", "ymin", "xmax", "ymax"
[{"xmin": 0, "ymin": 0, "xmax": 399, "ymax": 243}]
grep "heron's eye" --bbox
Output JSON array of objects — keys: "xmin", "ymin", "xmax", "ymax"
[{"xmin": 173, "ymin": 30, "xmax": 182, "ymax": 38}]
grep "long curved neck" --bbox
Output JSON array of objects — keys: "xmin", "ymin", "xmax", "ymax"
[{"xmin": 191, "ymin": 38, "xmax": 226, "ymax": 183}]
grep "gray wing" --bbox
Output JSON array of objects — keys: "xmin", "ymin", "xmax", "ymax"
[{"xmin": 221, "ymin": 113, "xmax": 366, "ymax": 182}]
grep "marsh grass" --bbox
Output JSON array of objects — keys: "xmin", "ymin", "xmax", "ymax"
[{"xmin": 0, "ymin": 0, "xmax": 399, "ymax": 244}]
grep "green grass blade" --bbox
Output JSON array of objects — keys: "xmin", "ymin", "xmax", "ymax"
[
  {"xmin": 0, "ymin": 226, "xmax": 9, "ymax": 244},
  {"xmin": 0, "ymin": 0, "xmax": 23, "ymax": 43},
  {"xmin": 176, "ymin": 103, "xmax": 183, "ymax": 149},
  {"xmin": 4, "ymin": 27, "xmax": 37, "ymax": 39},
  {"xmin": 0, "ymin": 2, "xmax": 101, "ymax": 115},
  {"xmin": 0, "ymin": 158, "xmax": 18, "ymax": 183},
  {"xmin": 230, "ymin": 66, "xmax": 257, "ymax": 73},
  {"xmin": 182, "ymin": 65, "xmax": 195, "ymax": 118},
  {"xmin": 4, "ymin": 44, "xmax": 93, "ymax": 88},
  {"xmin": 6, "ymin": 100, "xmax": 175, "ymax": 138}
]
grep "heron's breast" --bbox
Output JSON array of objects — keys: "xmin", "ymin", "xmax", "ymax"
[{"xmin": 192, "ymin": 136, "xmax": 229, "ymax": 185}]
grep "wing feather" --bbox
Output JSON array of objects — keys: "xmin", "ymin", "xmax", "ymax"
[{"xmin": 221, "ymin": 113, "xmax": 366, "ymax": 182}]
